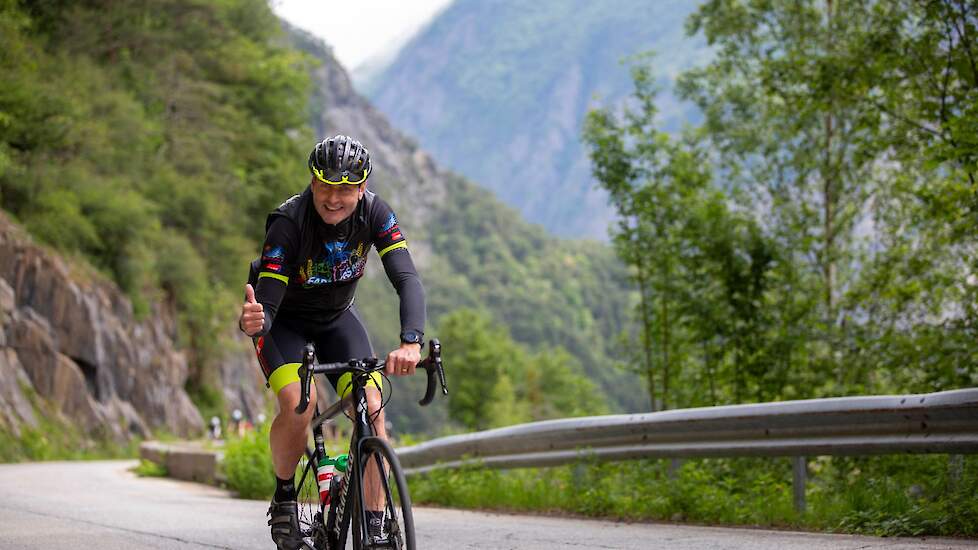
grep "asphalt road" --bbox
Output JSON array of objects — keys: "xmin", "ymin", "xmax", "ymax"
[{"xmin": 0, "ymin": 460, "xmax": 973, "ymax": 549}]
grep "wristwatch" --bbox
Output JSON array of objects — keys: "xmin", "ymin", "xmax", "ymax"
[{"xmin": 400, "ymin": 330, "xmax": 424, "ymax": 349}]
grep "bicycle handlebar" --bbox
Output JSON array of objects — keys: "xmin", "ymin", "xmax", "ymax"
[{"xmin": 294, "ymin": 338, "xmax": 448, "ymax": 415}]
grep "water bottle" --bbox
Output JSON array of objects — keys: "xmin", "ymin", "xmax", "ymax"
[
  {"xmin": 328, "ymin": 454, "xmax": 349, "ymax": 506},
  {"xmin": 317, "ymin": 454, "xmax": 349, "ymax": 507},
  {"xmin": 316, "ymin": 455, "xmax": 336, "ymax": 506}
]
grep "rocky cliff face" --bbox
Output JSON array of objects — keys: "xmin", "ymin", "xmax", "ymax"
[{"xmin": 0, "ymin": 211, "xmax": 210, "ymax": 440}]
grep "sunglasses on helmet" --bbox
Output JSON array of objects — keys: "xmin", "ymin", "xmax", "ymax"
[{"xmin": 312, "ymin": 165, "xmax": 371, "ymax": 185}]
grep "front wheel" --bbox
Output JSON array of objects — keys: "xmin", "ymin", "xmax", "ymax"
[{"xmin": 352, "ymin": 436, "xmax": 416, "ymax": 550}]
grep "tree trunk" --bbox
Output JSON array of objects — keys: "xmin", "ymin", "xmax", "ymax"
[{"xmin": 635, "ymin": 226, "xmax": 657, "ymax": 412}]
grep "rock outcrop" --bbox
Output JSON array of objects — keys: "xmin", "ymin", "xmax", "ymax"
[{"xmin": 0, "ymin": 211, "xmax": 206, "ymax": 439}]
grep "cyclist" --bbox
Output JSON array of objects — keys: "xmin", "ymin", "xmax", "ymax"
[{"xmin": 238, "ymin": 135, "xmax": 425, "ymax": 550}]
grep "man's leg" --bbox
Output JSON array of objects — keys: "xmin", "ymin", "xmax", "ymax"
[
  {"xmin": 270, "ymin": 381, "xmax": 318, "ymax": 479},
  {"xmin": 362, "ymin": 386, "xmax": 388, "ymax": 512},
  {"xmin": 253, "ymin": 321, "xmax": 317, "ymax": 550}
]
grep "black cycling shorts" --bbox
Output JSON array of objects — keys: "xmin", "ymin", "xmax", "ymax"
[{"xmin": 252, "ymin": 306, "xmax": 380, "ymax": 398}]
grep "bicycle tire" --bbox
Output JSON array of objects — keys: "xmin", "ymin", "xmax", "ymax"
[{"xmin": 351, "ymin": 436, "xmax": 416, "ymax": 550}]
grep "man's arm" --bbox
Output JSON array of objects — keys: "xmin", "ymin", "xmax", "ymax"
[
  {"xmin": 239, "ymin": 217, "xmax": 295, "ymax": 337},
  {"xmin": 380, "ymin": 248, "xmax": 426, "ymax": 337},
  {"xmin": 380, "ymin": 247, "xmax": 426, "ymax": 376},
  {"xmin": 370, "ymin": 196, "xmax": 426, "ymax": 337},
  {"xmin": 370, "ymin": 196, "xmax": 426, "ymax": 375}
]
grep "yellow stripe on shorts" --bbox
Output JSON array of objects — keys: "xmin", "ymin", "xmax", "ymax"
[
  {"xmin": 335, "ymin": 371, "xmax": 383, "ymax": 399},
  {"xmin": 269, "ymin": 363, "xmax": 303, "ymax": 394}
]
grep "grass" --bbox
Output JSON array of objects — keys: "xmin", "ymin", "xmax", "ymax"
[
  {"xmin": 0, "ymin": 389, "xmax": 142, "ymax": 463},
  {"xmin": 407, "ymin": 454, "xmax": 978, "ymax": 537},
  {"xmin": 131, "ymin": 458, "xmax": 168, "ymax": 477},
  {"xmin": 213, "ymin": 424, "xmax": 978, "ymax": 536}
]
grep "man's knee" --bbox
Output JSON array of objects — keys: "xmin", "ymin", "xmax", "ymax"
[
  {"xmin": 365, "ymin": 387, "xmax": 383, "ymax": 413},
  {"xmin": 276, "ymin": 382, "xmax": 317, "ymax": 422}
]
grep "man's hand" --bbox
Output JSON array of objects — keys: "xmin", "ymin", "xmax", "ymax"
[
  {"xmin": 386, "ymin": 342, "xmax": 422, "ymax": 377},
  {"xmin": 239, "ymin": 284, "xmax": 264, "ymax": 337}
]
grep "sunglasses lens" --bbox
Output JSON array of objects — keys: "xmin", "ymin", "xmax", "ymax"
[{"xmin": 321, "ymin": 168, "xmax": 366, "ymax": 184}]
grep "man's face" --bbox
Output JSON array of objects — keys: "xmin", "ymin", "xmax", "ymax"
[{"xmin": 311, "ymin": 178, "xmax": 365, "ymax": 225}]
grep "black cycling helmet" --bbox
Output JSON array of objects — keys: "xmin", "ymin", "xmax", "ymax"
[{"xmin": 308, "ymin": 134, "xmax": 372, "ymax": 185}]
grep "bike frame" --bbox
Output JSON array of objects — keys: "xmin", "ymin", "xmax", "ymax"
[
  {"xmin": 294, "ymin": 340, "xmax": 446, "ymax": 549},
  {"xmin": 296, "ymin": 373, "xmax": 373, "ymax": 547}
]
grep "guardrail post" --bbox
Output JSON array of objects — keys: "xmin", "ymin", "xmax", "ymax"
[
  {"xmin": 949, "ymin": 454, "xmax": 964, "ymax": 492},
  {"xmin": 668, "ymin": 458, "xmax": 684, "ymax": 480},
  {"xmin": 792, "ymin": 456, "xmax": 807, "ymax": 515}
]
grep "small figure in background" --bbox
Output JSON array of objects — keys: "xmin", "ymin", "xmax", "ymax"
[
  {"xmin": 256, "ymin": 413, "xmax": 267, "ymax": 429},
  {"xmin": 230, "ymin": 409, "xmax": 243, "ymax": 437},
  {"xmin": 209, "ymin": 416, "xmax": 222, "ymax": 440}
]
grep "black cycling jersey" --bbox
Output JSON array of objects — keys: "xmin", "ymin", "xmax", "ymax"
[{"xmin": 249, "ymin": 186, "xmax": 425, "ymax": 339}]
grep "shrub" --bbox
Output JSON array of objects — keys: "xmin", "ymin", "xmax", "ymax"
[
  {"xmin": 132, "ymin": 459, "xmax": 168, "ymax": 478},
  {"xmin": 224, "ymin": 425, "xmax": 275, "ymax": 499}
]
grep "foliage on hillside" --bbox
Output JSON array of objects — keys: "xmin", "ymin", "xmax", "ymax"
[
  {"xmin": 438, "ymin": 308, "xmax": 608, "ymax": 431},
  {"xmin": 584, "ymin": 0, "xmax": 977, "ymax": 409},
  {"xmin": 0, "ymin": 0, "xmax": 312, "ymax": 410},
  {"xmin": 423, "ymin": 174, "xmax": 641, "ymax": 412}
]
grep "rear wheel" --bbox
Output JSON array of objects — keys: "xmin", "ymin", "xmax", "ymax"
[{"xmin": 351, "ymin": 436, "xmax": 415, "ymax": 550}]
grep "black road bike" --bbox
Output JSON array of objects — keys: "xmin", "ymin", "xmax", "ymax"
[{"xmin": 292, "ymin": 339, "xmax": 447, "ymax": 549}]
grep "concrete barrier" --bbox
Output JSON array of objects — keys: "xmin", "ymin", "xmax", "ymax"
[{"xmin": 140, "ymin": 441, "xmax": 224, "ymax": 485}]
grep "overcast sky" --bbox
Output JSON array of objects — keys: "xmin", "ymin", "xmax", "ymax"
[{"xmin": 270, "ymin": 0, "xmax": 453, "ymax": 71}]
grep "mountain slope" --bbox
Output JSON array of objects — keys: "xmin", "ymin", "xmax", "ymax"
[{"xmin": 363, "ymin": 0, "xmax": 709, "ymax": 238}]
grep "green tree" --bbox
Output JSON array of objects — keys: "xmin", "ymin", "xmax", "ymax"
[
  {"xmin": 524, "ymin": 347, "xmax": 609, "ymax": 419},
  {"xmin": 678, "ymin": 0, "xmax": 894, "ymax": 395},
  {"xmin": 439, "ymin": 308, "xmax": 610, "ymax": 430},
  {"xmin": 438, "ymin": 308, "xmax": 520, "ymax": 431},
  {"xmin": 678, "ymin": 0, "xmax": 977, "ymax": 396}
]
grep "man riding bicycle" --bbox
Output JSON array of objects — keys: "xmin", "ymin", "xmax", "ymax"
[{"xmin": 238, "ymin": 135, "xmax": 425, "ymax": 550}]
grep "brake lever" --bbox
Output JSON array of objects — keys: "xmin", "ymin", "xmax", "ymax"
[
  {"xmin": 432, "ymin": 339, "xmax": 448, "ymax": 396},
  {"xmin": 419, "ymin": 339, "xmax": 447, "ymax": 406},
  {"xmin": 295, "ymin": 343, "xmax": 315, "ymax": 415}
]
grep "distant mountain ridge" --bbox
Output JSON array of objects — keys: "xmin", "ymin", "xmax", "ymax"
[{"xmin": 363, "ymin": 0, "xmax": 709, "ymax": 239}]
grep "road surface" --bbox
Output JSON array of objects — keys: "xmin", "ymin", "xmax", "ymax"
[{"xmin": 0, "ymin": 461, "xmax": 973, "ymax": 549}]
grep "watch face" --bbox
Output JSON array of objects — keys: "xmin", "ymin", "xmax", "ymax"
[{"xmin": 402, "ymin": 331, "xmax": 422, "ymax": 344}]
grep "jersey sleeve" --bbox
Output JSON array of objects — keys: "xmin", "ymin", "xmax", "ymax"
[
  {"xmin": 370, "ymin": 196, "xmax": 408, "ymax": 259},
  {"xmin": 369, "ymin": 195, "xmax": 425, "ymax": 334},
  {"xmin": 258, "ymin": 217, "xmax": 297, "ymax": 284},
  {"xmin": 251, "ymin": 216, "xmax": 298, "ymax": 336}
]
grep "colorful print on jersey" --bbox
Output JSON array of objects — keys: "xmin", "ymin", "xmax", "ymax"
[
  {"xmin": 297, "ymin": 240, "xmax": 368, "ymax": 287},
  {"xmin": 261, "ymin": 245, "xmax": 287, "ymax": 273},
  {"xmin": 382, "ymin": 213, "xmax": 397, "ymax": 232},
  {"xmin": 377, "ymin": 212, "xmax": 404, "ymax": 243}
]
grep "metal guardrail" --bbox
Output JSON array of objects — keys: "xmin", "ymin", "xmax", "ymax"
[{"xmin": 397, "ymin": 388, "xmax": 978, "ymax": 511}]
